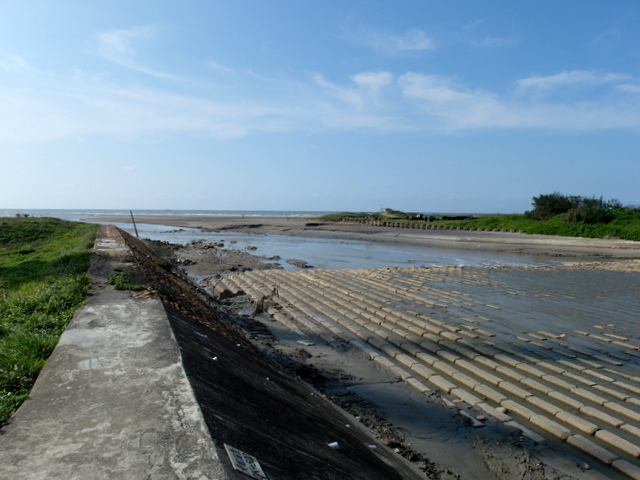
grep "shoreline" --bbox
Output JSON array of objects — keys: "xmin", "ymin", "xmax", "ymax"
[{"xmin": 90, "ymin": 215, "xmax": 640, "ymax": 262}]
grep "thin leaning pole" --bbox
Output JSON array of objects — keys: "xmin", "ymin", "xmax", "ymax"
[{"xmin": 129, "ymin": 210, "xmax": 139, "ymax": 238}]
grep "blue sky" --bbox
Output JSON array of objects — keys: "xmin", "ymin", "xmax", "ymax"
[{"xmin": 1, "ymin": 1, "xmax": 639, "ymax": 213}]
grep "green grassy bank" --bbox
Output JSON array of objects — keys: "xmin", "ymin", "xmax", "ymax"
[
  {"xmin": 321, "ymin": 211, "xmax": 640, "ymax": 241},
  {"xmin": 321, "ymin": 194, "xmax": 640, "ymax": 242},
  {"xmin": 0, "ymin": 217, "xmax": 98, "ymax": 426}
]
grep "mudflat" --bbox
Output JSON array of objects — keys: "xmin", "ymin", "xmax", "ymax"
[{"xmin": 90, "ymin": 214, "xmax": 640, "ymax": 261}]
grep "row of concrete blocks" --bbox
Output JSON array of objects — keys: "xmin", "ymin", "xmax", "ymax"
[
  {"xmin": 343, "ymin": 218, "xmax": 522, "ymax": 233},
  {"xmin": 212, "ymin": 270, "xmax": 640, "ymax": 478}
]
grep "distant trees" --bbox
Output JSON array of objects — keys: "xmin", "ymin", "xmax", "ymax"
[{"xmin": 525, "ymin": 192, "xmax": 630, "ymax": 224}]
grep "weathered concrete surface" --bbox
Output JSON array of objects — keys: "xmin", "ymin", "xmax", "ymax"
[
  {"xmin": 0, "ymin": 226, "xmax": 425, "ymax": 480},
  {"xmin": 0, "ymin": 226, "xmax": 225, "ymax": 480}
]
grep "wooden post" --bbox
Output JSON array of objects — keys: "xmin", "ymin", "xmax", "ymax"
[{"xmin": 129, "ymin": 210, "xmax": 139, "ymax": 238}]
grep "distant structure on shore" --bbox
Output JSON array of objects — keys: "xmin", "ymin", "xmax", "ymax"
[{"xmin": 380, "ymin": 207, "xmax": 477, "ymax": 222}]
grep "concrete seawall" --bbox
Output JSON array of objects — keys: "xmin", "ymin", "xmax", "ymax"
[
  {"xmin": 0, "ymin": 226, "xmax": 225, "ymax": 480},
  {"xmin": 0, "ymin": 226, "xmax": 424, "ymax": 480}
]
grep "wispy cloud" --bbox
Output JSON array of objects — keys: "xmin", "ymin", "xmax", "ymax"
[
  {"xmin": 0, "ymin": 57, "xmax": 638, "ymax": 145},
  {"xmin": 470, "ymin": 35, "xmax": 519, "ymax": 48},
  {"xmin": 518, "ymin": 70, "xmax": 632, "ymax": 91},
  {"xmin": 0, "ymin": 53, "xmax": 32, "ymax": 72},
  {"xmin": 399, "ymin": 72, "xmax": 640, "ymax": 131},
  {"xmin": 94, "ymin": 26, "xmax": 179, "ymax": 80},
  {"xmin": 207, "ymin": 59, "xmax": 233, "ymax": 72},
  {"xmin": 347, "ymin": 26, "xmax": 435, "ymax": 56}
]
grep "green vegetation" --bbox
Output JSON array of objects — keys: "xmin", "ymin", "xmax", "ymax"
[
  {"xmin": 316, "ymin": 211, "xmax": 371, "ymax": 222},
  {"xmin": 0, "ymin": 217, "xmax": 98, "ymax": 426},
  {"xmin": 107, "ymin": 271, "xmax": 147, "ymax": 291},
  {"xmin": 319, "ymin": 193, "xmax": 640, "ymax": 241}
]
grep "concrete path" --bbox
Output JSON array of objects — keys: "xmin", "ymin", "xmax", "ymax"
[{"xmin": 0, "ymin": 226, "xmax": 225, "ymax": 480}]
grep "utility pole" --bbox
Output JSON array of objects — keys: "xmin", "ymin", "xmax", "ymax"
[{"xmin": 129, "ymin": 210, "xmax": 139, "ymax": 238}]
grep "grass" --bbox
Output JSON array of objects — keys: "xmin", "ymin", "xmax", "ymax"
[
  {"xmin": 319, "ymin": 210, "xmax": 640, "ymax": 241},
  {"xmin": 107, "ymin": 271, "xmax": 147, "ymax": 291},
  {"xmin": 0, "ymin": 217, "xmax": 98, "ymax": 426}
]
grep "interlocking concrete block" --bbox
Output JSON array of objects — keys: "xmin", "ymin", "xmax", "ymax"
[
  {"xmin": 564, "ymin": 371, "xmax": 596, "ymax": 387},
  {"xmin": 396, "ymin": 353, "xmax": 418, "ymax": 369},
  {"xmin": 450, "ymin": 387, "xmax": 482, "ymax": 406},
  {"xmin": 498, "ymin": 381, "xmax": 532, "ymax": 399},
  {"xmin": 389, "ymin": 365, "xmax": 414, "ymax": 380},
  {"xmin": 405, "ymin": 377, "xmax": 432, "ymax": 395},
  {"xmin": 473, "ymin": 384, "xmax": 507, "ymax": 404},
  {"xmin": 604, "ymin": 402, "xmax": 640, "ymax": 423},
  {"xmin": 541, "ymin": 374, "xmax": 574, "ymax": 391},
  {"xmin": 367, "ymin": 336, "xmax": 387, "ymax": 351},
  {"xmin": 474, "ymin": 356, "xmax": 501, "ymax": 371},
  {"xmin": 493, "ymin": 353, "xmax": 521, "ymax": 367},
  {"xmin": 462, "ymin": 362, "xmax": 502, "ymax": 386},
  {"xmin": 547, "ymin": 390, "xmax": 584, "ymax": 410},
  {"xmin": 501, "ymin": 399, "xmax": 536, "ymax": 421},
  {"xmin": 432, "ymin": 360, "xmax": 459, "ymax": 377},
  {"xmin": 495, "ymin": 365, "xmax": 524, "ymax": 382},
  {"xmin": 593, "ymin": 384, "xmax": 629, "ymax": 402},
  {"xmin": 526, "ymin": 396, "xmax": 562, "ymax": 416},
  {"xmin": 566, "ymin": 434, "xmax": 619, "ymax": 465},
  {"xmin": 451, "ymin": 371, "xmax": 480, "ymax": 390},
  {"xmin": 555, "ymin": 410, "xmax": 598, "ymax": 435},
  {"xmin": 429, "ymin": 375, "xmax": 456, "ymax": 394},
  {"xmin": 579, "ymin": 406, "xmax": 624, "ymax": 428},
  {"xmin": 411, "ymin": 363, "xmax": 436, "ymax": 381},
  {"xmin": 530, "ymin": 414, "xmax": 571, "ymax": 441},
  {"xmin": 520, "ymin": 377, "xmax": 552, "ymax": 395},
  {"xmin": 612, "ymin": 459, "xmax": 640, "ymax": 480},
  {"xmin": 515, "ymin": 363, "xmax": 547, "ymax": 378},
  {"xmin": 620, "ymin": 423, "xmax": 640, "ymax": 438},
  {"xmin": 415, "ymin": 352, "xmax": 438, "ymax": 365},
  {"xmin": 613, "ymin": 381, "xmax": 640, "ymax": 396},
  {"xmin": 436, "ymin": 349, "xmax": 460, "ymax": 363},
  {"xmin": 419, "ymin": 340, "xmax": 440, "ymax": 356},
  {"xmin": 477, "ymin": 402, "xmax": 511, "ymax": 422},
  {"xmin": 595, "ymin": 429, "xmax": 640, "ymax": 458},
  {"xmin": 571, "ymin": 387, "xmax": 608, "ymax": 406},
  {"xmin": 583, "ymin": 369, "xmax": 615, "ymax": 383}
]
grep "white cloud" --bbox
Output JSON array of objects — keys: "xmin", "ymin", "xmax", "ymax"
[
  {"xmin": 350, "ymin": 71, "xmax": 394, "ymax": 90},
  {"xmin": 616, "ymin": 83, "xmax": 640, "ymax": 93},
  {"xmin": 349, "ymin": 26, "xmax": 435, "ymax": 55},
  {"xmin": 470, "ymin": 35, "xmax": 519, "ymax": 48},
  {"xmin": 94, "ymin": 26, "xmax": 179, "ymax": 80},
  {"xmin": 518, "ymin": 70, "xmax": 631, "ymax": 91},
  {"xmin": 0, "ymin": 60, "xmax": 638, "ymax": 145},
  {"xmin": 207, "ymin": 59, "xmax": 233, "ymax": 72},
  {"xmin": 399, "ymin": 71, "xmax": 640, "ymax": 131},
  {"xmin": 0, "ymin": 53, "xmax": 32, "ymax": 72}
]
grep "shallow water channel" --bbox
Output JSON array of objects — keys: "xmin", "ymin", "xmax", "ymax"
[{"xmin": 114, "ymin": 222, "xmax": 561, "ymax": 270}]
